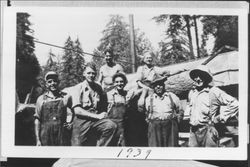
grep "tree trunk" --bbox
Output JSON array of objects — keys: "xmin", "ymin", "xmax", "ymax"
[
  {"xmin": 184, "ymin": 16, "xmax": 195, "ymax": 60},
  {"xmin": 193, "ymin": 15, "xmax": 200, "ymax": 58}
]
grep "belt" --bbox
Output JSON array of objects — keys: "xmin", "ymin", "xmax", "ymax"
[{"xmin": 148, "ymin": 114, "xmax": 176, "ymax": 121}]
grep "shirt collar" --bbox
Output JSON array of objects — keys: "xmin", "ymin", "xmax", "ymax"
[
  {"xmin": 196, "ymin": 87, "xmax": 210, "ymax": 94},
  {"xmin": 81, "ymin": 80, "xmax": 91, "ymax": 91},
  {"xmin": 144, "ymin": 65, "xmax": 154, "ymax": 70},
  {"xmin": 111, "ymin": 88, "xmax": 127, "ymax": 96},
  {"xmin": 44, "ymin": 91, "xmax": 64, "ymax": 99},
  {"xmin": 153, "ymin": 92, "xmax": 169, "ymax": 99}
]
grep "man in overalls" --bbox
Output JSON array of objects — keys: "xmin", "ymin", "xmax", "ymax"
[
  {"xmin": 34, "ymin": 71, "xmax": 73, "ymax": 146},
  {"xmin": 70, "ymin": 62, "xmax": 117, "ymax": 146},
  {"xmin": 145, "ymin": 74, "xmax": 184, "ymax": 147},
  {"xmin": 188, "ymin": 65, "xmax": 238, "ymax": 147},
  {"xmin": 98, "ymin": 49, "xmax": 124, "ymax": 92}
]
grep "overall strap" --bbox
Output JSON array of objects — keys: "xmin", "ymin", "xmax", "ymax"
[{"xmin": 148, "ymin": 94, "xmax": 154, "ymax": 119}]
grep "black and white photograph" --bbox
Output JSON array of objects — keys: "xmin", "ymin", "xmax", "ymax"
[{"xmin": 1, "ymin": 1, "xmax": 248, "ymax": 161}]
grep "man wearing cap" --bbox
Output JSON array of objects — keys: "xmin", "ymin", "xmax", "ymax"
[
  {"xmin": 98, "ymin": 49, "xmax": 124, "ymax": 92},
  {"xmin": 34, "ymin": 71, "xmax": 73, "ymax": 146},
  {"xmin": 70, "ymin": 62, "xmax": 117, "ymax": 146},
  {"xmin": 188, "ymin": 65, "xmax": 238, "ymax": 147},
  {"xmin": 145, "ymin": 74, "xmax": 184, "ymax": 147}
]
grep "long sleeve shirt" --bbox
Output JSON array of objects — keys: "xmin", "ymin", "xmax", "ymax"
[{"xmin": 189, "ymin": 86, "xmax": 238, "ymax": 126}]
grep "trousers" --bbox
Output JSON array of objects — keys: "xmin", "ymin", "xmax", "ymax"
[
  {"xmin": 71, "ymin": 117, "xmax": 117, "ymax": 146},
  {"xmin": 188, "ymin": 124, "xmax": 219, "ymax": 147}
]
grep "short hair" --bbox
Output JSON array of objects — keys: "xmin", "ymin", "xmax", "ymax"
[
  {"xmin": 112, "ymin": 73, "xmax": 128, "ymax": 85},
  {"xmin": 84, "ymin": 62, "xmax": 97, "ymax": 72},
  {"xmin": 104, "ymin": 49, "xmax": 113, "ymax": 56}
]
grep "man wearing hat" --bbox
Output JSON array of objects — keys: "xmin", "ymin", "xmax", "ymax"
[
  {"xmin": 145, "ymin": 74, "xmax": 184, "ymax": 147},
  {"xmin": 188, "ymin": 65, "xmax": 238, "ymax": 147},
  {"xmin": 34, "ymin": 71, "xmax": 73, "ymax": 146}
]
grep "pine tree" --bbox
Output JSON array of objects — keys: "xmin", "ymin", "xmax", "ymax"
[
  {"xmin": 60, "ymin": 36, "xmax": 85, "ymax": 89},
  {"xmin": 93, "ymin": 15, "xmax": 152, "ymax": 73},
  {"xmin": 73, "ymin": 38, "xmax": 85, "ymax": 83},
  {"xmin": 16, "ymin": 12, "xmax": 41, "ymax": 102},
  {"xmin": 153, "ymin": 15, "xmax": 195, "ymax": 66},
  {"xmin": 201, "ymin": 16, "xmax": 238, "ymax": 53},
  {"xmin": 60, "ymin": 36, "xmax": 76, "ymax": 89}
]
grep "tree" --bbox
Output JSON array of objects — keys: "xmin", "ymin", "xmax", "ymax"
[
  {"xmin": 16, "ymin": 12, "xmax": 41, "ymax": 103},
  {"xmin": 201, "ymin": 16, "xmax": 238, "ymax": 53},
  {"xmin": 60, "ymin": 36, "xmax": 85, "ymax": 89},
  {"xmin": 72, "ymin": 38, "xmax": 85, "ymax": 83},
  {"xmin": 93, "ymin": 15, "xmax": 153, "ymax": 73},
  {"xmin": 193, "ymin": 15, "xmax": 201, "ymax": 58},
  {"xmin": 153, "ymin": 15, "xmax": 197, "ymax": 66},
  {"xmin": 153, "ymin": 15, "xmax": 192, "ymax": 66}
]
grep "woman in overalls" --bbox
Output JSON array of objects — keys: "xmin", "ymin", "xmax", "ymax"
[
  {"xmin": 34, "ymin": 71, "xmax": 73, "ymax": 146},
  {"xmin": 106, "ymin": 73, "xmax": 136, "ymax": 146}
]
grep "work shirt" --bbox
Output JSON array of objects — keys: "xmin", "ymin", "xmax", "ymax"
[
  {"xmin": 145, "ymin": 92, "xmax": 182, "ymax": 120},
  {"xmin": 70, "ymin": 80, "xmax": 106, "ymax": 113},
  {"xmin": 34, "ymin": 91, "xmax": 72, "ymax": 120},
  {"xmin": 188, "ymin": 86, "xmax": 238, "ymax": 126},
  {"xmin": 136, "ymin": 65, "xmax": 164, "ymax": 83},
  {"xmin": 107, "ymin": 89, "xmax": 127, "ymax": 104},
  {"xmin": 99, "ymin": 64, "xmax": 124, "ymax": 90},
  {"xmin": 107, "ymin": 89, "xmax": 136, "ymax": 111}
]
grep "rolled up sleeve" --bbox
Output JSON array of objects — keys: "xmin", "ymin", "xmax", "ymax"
[
  {"xmin": 211, "ymin": 87, "xmax": 238, "ymax": 123},
  {"xmin": 218, "ymin": 90, "xmax": 238, "ymax": 123},
  {"xmin": 34, "ymin": 96, "xmax": 43, "ymax": 120},
  {"xmin": 136, "ymin": 66, "xmax": 143, "ymax": 82}
]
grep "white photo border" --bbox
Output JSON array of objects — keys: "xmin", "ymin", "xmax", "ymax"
[{"xmin": 1, "ymin": 1, "xmax": 249, "ymax": 160}]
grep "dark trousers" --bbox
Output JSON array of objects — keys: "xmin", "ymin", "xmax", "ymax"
[
  {"xmin": 188, "ymin": 124, "xmax": 219, "ymax": 147},
  {"xmin": 148, "ymin": 119, "xmax": 179, "ymax": 147},
  {"xmin": 71, "ymin": 118, "xmax": 117, "ymax": 146}
]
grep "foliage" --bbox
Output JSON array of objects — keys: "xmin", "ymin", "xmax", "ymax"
[
  {"xmin": 16, "ymin": 12, "xmax": 41, "ymax": 103},
  {"xmin": 60, "ymin": 36, "xmax": 85, "ymax": 89},
  {"xmin": 93, "ymin": 15, "xmax": 153, "ymax": 73},
  {"xmin": 153, "ymin": 15, "xmax": 193, "ymax": 66},
  {"xmin": 201, "ymin": 16, "xmax": 238, "ymax": 53}
]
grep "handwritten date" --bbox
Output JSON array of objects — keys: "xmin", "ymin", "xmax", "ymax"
[{"xmin": 117, "ymin": 148, "xmax": 151, "ymax": 159}]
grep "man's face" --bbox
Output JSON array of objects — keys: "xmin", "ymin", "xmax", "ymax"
[
  {"xmin": 144, "ymin": 54, "xmax": 153, "ymax": 65},
  {"xmin": 154, "ymin": 83, "xmax": 165, "ymax": 96},
  {"xmin": 84, "ymin": 67, "xmax": 97, "ymax": 83},
  {"xmin": 46, "ymin": 78, "xmax": 59, "ymax": 92},
  {"xmin": 193, "ymin": 75, "xmax": 204, "ymax": 88},
  {"xmin": 105, "ymin": 52, "xmax": 113, "ymax": 64},
  {"xmin": 114, "ymin": 76, "xmax": 125, "ymax": 91}
]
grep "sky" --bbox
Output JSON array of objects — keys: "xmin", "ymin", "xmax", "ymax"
[{"xmin": 27, "ymin": 8, "xmax": 166, "ymax": 66}]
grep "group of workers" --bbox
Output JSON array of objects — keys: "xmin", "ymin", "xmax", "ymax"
[{"xmin": 34, "ymin": 48, "xmax": 239, "ymax": 147}]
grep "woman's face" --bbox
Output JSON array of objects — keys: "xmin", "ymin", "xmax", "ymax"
[
  {"xmin": 144, "ymin": 54, "xmax": 153, "ymax": 65},
  {"xmin": 114, "ymin": 76, "xmax": 125, "ymax": 91}
]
